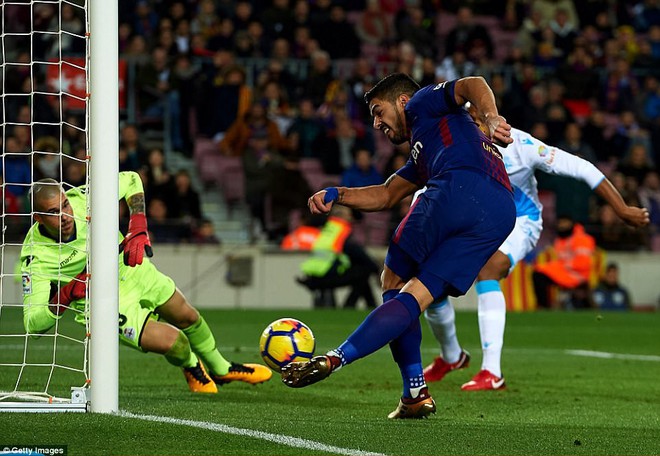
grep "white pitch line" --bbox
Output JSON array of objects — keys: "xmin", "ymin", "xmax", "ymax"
[
  {"xmin": 119, "ymin": 411, "xmax": 387, "ymax": 456},
  {"xmin": 565, "ymin": 350, "xmax": 660, "ymax": 362}
]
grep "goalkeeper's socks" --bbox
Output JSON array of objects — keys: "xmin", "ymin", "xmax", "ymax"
[
  {"xmin": 334, "ymin": 292, "xmax": 421, "ymax": 366},
  {"xmin": 389, "ymin": 317, "xmax": 425, "ymax": 399},
  {"xmin": 182, "ymin": 316, "xmax": 232, "ymax": 376},
  {"xmin": 164, "ymin": 331, "xmax": 198, "ymax": 368}
]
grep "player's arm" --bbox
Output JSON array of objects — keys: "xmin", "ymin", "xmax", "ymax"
[
  {"xmin": 453, "ymin": 76, "xmax": 512, "ymax": 146},
  {"xmin": 308, "ymin": 174, "xmax": 418, "ymax": 215},
  {"xmin": 118, "ymin": 171, "xmax": 153, "ymax": 266},
  {"xmin": 21, "ymin": 256, "xmax": 59, "ymax": 336},
  {"xmin": 535, "ymin": 147, "xmax": 650, "ymax": 227},
  {"xmin": 594, "ymin": 179, "xmax": 649, "ymax": 227}
]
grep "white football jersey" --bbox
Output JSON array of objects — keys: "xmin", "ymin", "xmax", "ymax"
[{"xmin": 498, "ymin": 128, "xmax": 605, "ymax": 222}]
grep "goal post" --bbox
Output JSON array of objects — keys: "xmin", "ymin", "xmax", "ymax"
[
  {"xmin": 89, "ymin": 0, "xmax": 119, "ymax": 414},
  {"xmin": 0, "ymin": 0, "xmax": 119, "ymax": 413}
]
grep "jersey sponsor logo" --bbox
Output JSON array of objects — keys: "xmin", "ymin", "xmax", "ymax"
[
  {"xmin": 411, "ymin": 140, "xmax": 423, "ymax": 164},
  {"xmin": 22, "ymin": 274, "xmax": 32, "ymax": 295},
  {"xmin": 60, "ymin": 250, "xmax": 78, "ymax": 268},
  {"xmin": 482, "ymin": 141, "xmax": 503, "ymax": 160}
]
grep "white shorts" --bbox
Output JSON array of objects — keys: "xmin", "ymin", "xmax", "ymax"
[{"xmin": 499, "ymin": 215, "xmax": 542, "ymax": 270}]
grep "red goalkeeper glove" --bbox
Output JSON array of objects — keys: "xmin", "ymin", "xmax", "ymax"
[
  {"xmin": 50, "ymin": 270, "xmax": 88, "ymax": 316},
  {"xmin": 120, "ymin": 213, "xmax": 153, "ymax": 267}
]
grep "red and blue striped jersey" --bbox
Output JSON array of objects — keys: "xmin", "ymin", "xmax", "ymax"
[{"xmin": 396, "ymin": 80, "xmax": 512, "ymax": 192}]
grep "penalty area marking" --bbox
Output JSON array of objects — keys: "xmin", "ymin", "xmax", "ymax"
[
  {"xmin": 565, "ymin": 350, "xmax": 660, "ymax": 362},
  {"xmin": 119, "ymin": 411, "xmax": 387, "ymax": 456}
]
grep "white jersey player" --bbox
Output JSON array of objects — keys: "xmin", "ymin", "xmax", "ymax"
[{"xmin": 422, "ymin": 123, "xmax": 650, "ymax": 391}]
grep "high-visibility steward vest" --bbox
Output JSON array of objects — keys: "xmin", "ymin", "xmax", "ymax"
[
  {"xmin": 534, "ymin": 223, "xmax": 595, "ymax": 288},
  {"xmin": 280, "ymin": 226, "xmax": 321, "ymax": 251},
  {"xmin": 300, "ymin": 216, "xmax": 352, "ymax": 277}
]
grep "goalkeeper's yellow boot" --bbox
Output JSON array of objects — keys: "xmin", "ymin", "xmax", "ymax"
[
  {"xmin": 281, "ymin": 355, "xmax": 334, "ymax": 388},
  {"xmin": 183, "ymin": 362, "xmax": 218, "ymax": 393},
  {"xmin": 211, "ymin": 362, "xmax": 272, "ymax": 386},
  {"xmin": 387, "ymin": 388, "xmax": 436, "ymax": 419}
]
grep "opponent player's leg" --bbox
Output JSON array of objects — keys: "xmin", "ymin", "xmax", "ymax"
[
  {"xmin": 460, "ymin": 251, "xmax": 510, "ymax": 391},
  {"xmin": 423, "ymin": 298, "xmax": 470, "ymax": 382},
  {"xmin": 156, "ymin": 288, "xmax": 272, "ymax": 385}
]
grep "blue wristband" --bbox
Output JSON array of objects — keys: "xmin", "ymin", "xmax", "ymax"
[{"xmin": 323, "ymin": 187, "xmax": 339, "ymax": 204}]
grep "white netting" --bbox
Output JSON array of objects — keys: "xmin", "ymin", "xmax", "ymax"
[{"xmin": 0, "ymin": 0, "xmax": 90, "ymax": 407}]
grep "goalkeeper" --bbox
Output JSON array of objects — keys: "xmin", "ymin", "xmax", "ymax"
[{"xmin": 21, "ymin": 171, "xmax": 271, "ymax": 393}]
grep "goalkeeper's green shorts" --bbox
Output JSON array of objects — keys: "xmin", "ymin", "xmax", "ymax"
[{"xmin": 118, "ymin": 258, "xmax": 176, "ymax": 350}]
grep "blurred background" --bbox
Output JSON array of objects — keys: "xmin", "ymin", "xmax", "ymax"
[{"xmin": 2, "ymin": 0, "xmax": 659, "ymax": 310}]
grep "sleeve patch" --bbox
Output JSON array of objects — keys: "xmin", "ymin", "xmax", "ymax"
[{"xmin": 22, "ymin": 274, "xmax": 32, "ymax": 295}]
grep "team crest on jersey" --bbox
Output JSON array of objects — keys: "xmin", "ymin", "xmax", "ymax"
[
  {"xmin": 22, "ymin": 274, "xmax": 32, "ymax": 295},
  {"xmin": 123, "ymin": 327, "xmax": 136, "ymax": 341}
]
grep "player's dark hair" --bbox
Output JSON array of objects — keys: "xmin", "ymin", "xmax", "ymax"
[{"xmin": 364, "ymin": 73, "xmax": 420, "ymax": 105}]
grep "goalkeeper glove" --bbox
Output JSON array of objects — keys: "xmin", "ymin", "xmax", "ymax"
[
  {"xmin": 50, "ymin": 270, "xmax": 88, "ymax": 315},
  {"xmin": 121, "ymin": 213, "xmax": 153, "ymax": 267}
]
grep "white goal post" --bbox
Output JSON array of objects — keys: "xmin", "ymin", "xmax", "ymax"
[{"xmin": 0, "ymin": 0, "xmax": 118, "ymax": 413}]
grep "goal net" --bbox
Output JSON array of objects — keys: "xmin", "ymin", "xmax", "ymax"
[{"xmin": 0, "ymin": 0, "xmax": 114, "ymax": 412}]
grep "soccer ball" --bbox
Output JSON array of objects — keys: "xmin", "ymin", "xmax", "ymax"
[{"xmin": 259, "ymin": 318, "xmax": 315, "ymax": 372}]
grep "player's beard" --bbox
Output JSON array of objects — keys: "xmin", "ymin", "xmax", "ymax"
[{"xmin": 386, "ymin": 110, "xmax": 409, "ymax": 145}]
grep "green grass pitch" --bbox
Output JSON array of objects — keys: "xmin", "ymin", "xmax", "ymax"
[{"xmin": 1, "ymin": 308, "xmax": 659, "ymax": 455}]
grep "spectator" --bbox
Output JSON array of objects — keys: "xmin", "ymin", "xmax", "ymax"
[
  {"xmin": 147, "ymin": 197, "xmax": 191, "ymax": 244},
  {"xmin": 638, "ymin": 171, "xmax": 660, "ymax": 232},
  {"xmin": 445, "ymin": 6, "xmax": 494, "ymax": 62},
  {"xmin": 193, "ymin": 218, "xmax": 222, "ymax": 245},
  {"xmin": 242, "ymin": 130, "xmax": 278, "ymax": 239},
  {"xmin": 220, "ymin": 100, "xmax": 287, "ymax": 157},
  {"xmin": 532, "ymin": 0, "xmax": 579, "ymax": 28},
  {"xmin": 602, "ymin": 57, "xmax": 639, "ymax": 113},
  {"xmin": 592, "ymin": 263, "xmax": 631, "ymax": 310},
  {"xmin": 610, "ymin": 111, "xmax": 653, "ymax": 157},
  {"xmin": 260, "ymin": 0, "xmax": 295, "ymax": 42},
  {"xmin": 355, "ymin": 0, "xmax": 392, "ymax": 47},
  {"xmin": 315, "ymin": 5, "xmax": 360, "ymax": 59},
  {"xmin": 533, "ymin": 215, "xmax": 596, "ymax": 309},
  {"xmin": 197, "ymin": 61, "xmax": 252, "ymax": 141},
  {"xmin": 302, "ymin": 50, "xmax": 335, "ymax": 108},
  {"xmin": 397, "ymin": 5, "xmax": 436, "ymax": 59},
  {"xmin": 1, "ymin": 137, "xmax": 31, "ymax": 196},
  {"xmin": 549, "ymin": 7, "xmax": 578, "ymax": 57},
  {"xmin": 135, "ymin": 47, "xmax": 184, "ymax": 151},
  {"xmin": 557, "ymin": 123, "xmax": 598, "ymax": 163},
  {"xmin": 581, "ymin": 110, "xmax": 611, "ymax": 162},
  {"xmin": 341, "ymin": 148, "xmax": 384, "ymax": 189},
  {"xmin": 616, "ymin": 143, "xmax": 655, "ymax": 186},
  {"xmin": 266, "ymin": 151, "xmax": 312, "ymax": 242},
  {"xmin": 172, "ymin": 169, "xmax": 202, "ymax": 222},
  {"xmin": 286, "ymin": 98, "xmax": 327, "ymax": 159},
  {"xmin": 595, "ymin": 204, "xmax": 649, "ymax": 251},
  {"xmin": 120, "ymin": 124, "xmax": 146, "ymax": 170},
  {"xmin": 143, "ymin": 148, "xmax": 176, "ymax": 206}
]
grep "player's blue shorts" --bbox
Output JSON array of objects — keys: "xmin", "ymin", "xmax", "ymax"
[{"xmin": 385, "ymin": 169, "xmax": 515, "ymax": 299}]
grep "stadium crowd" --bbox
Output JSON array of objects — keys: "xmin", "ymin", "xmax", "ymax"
[{"xmin": 1, "ymin": 0, "xmax": 659, "ymax": 249}]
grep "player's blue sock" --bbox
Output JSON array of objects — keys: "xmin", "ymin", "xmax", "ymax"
[
  {"xmin": 390, "ymin": 317, "xmax": 425, "ymax": 399},
  {"xmin": 334, "ymin": 292, "xmax": 421, "ymax": 366}
]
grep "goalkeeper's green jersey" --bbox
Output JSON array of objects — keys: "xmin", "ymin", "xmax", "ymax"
[{"xmin": 21, "ymin": 171, "xmax": 145, "ymax": 335}]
